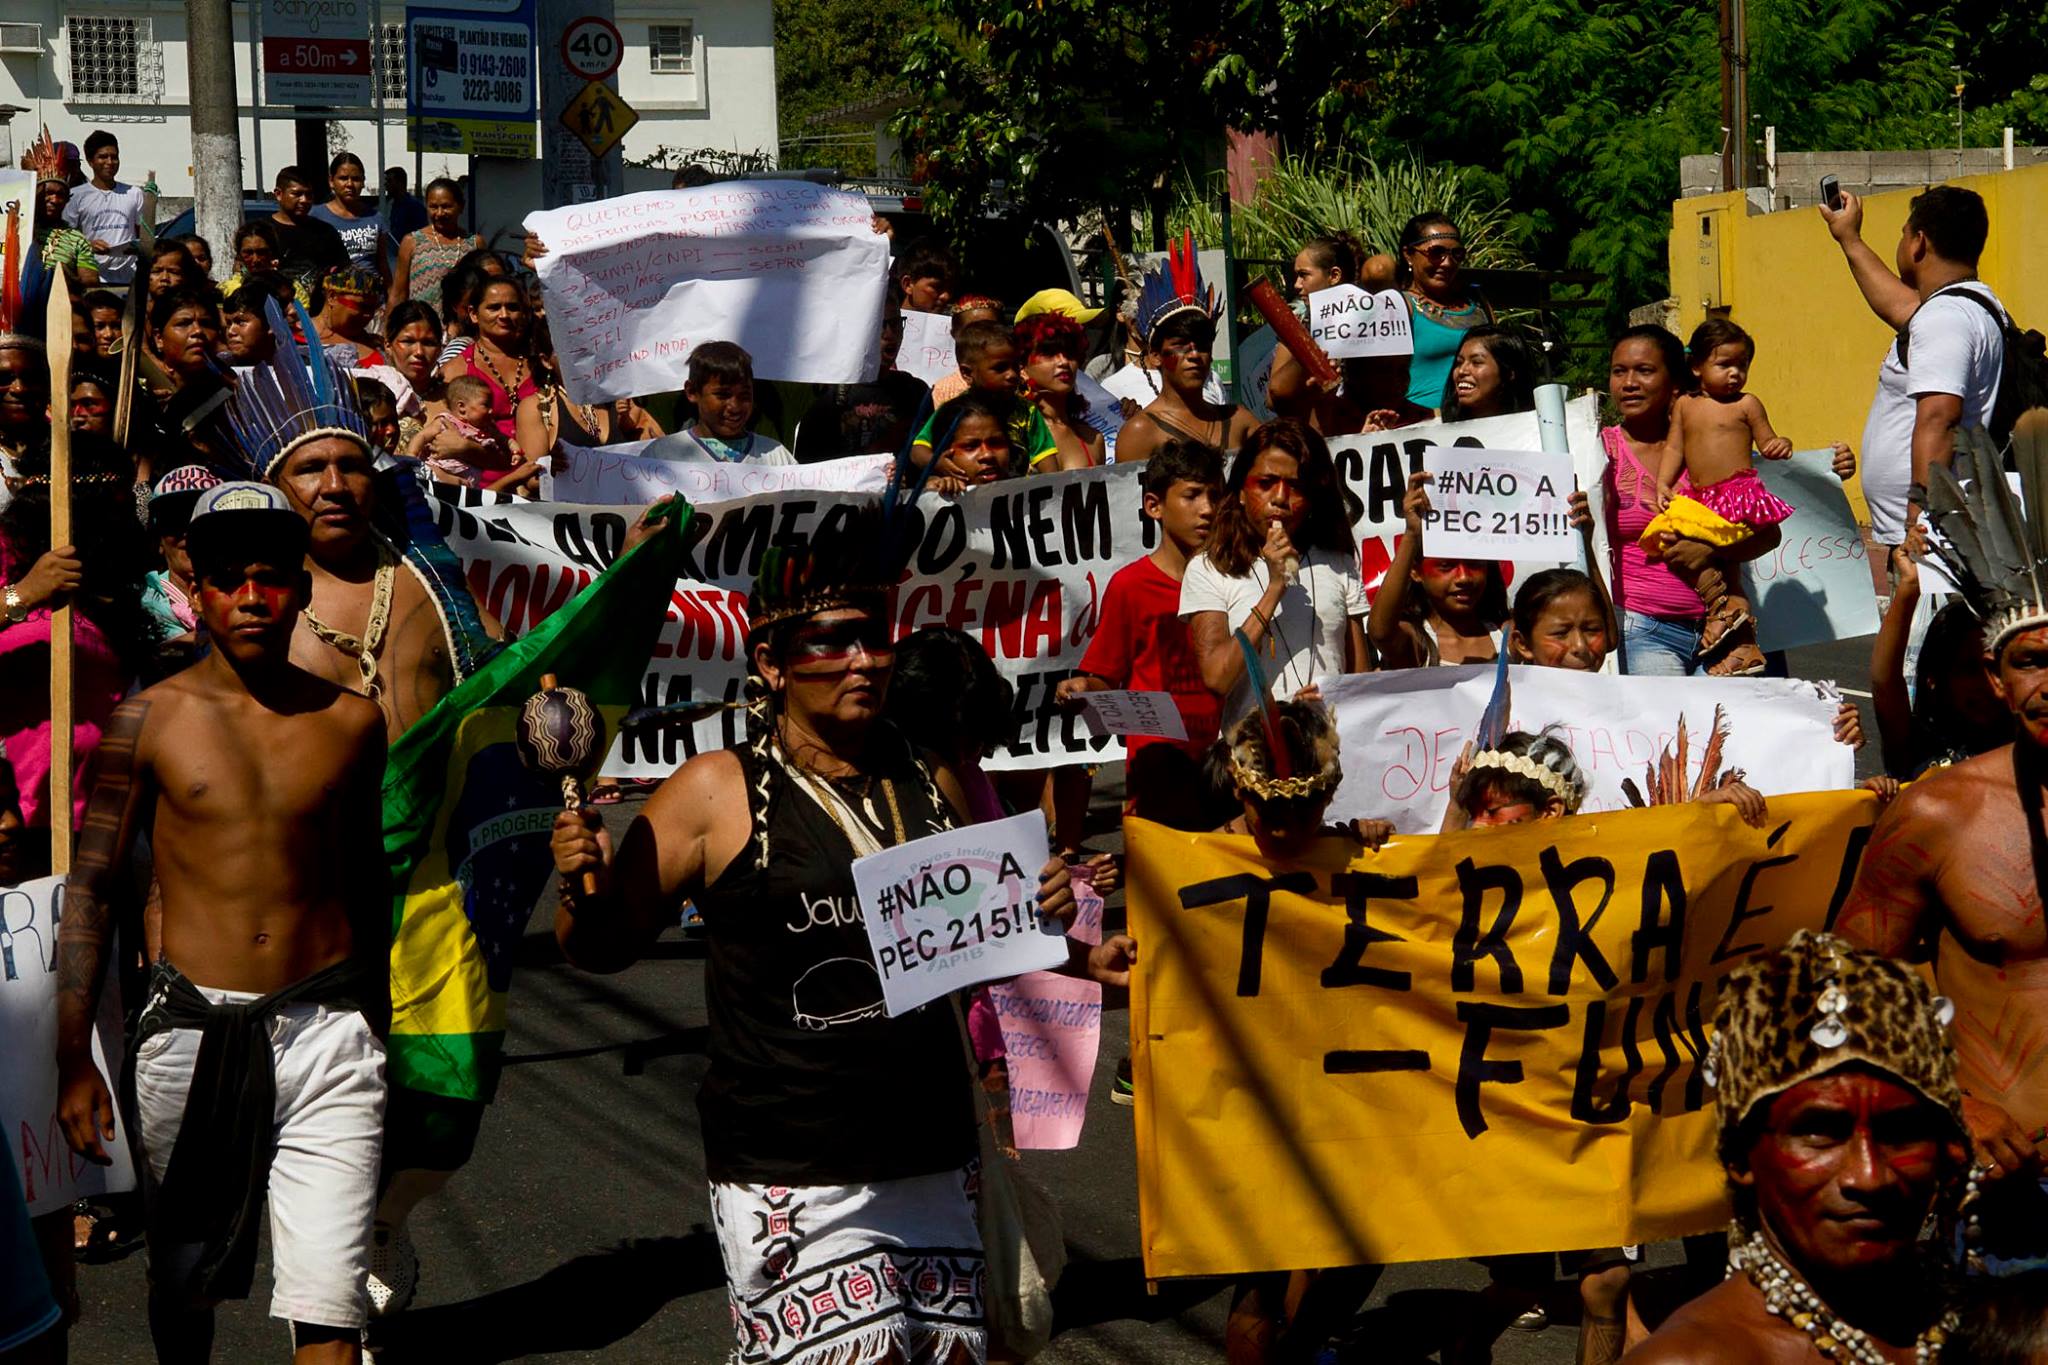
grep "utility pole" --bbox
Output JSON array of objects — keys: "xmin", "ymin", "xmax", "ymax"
[
  {"xmin": 187, "ymin": 0, "xmax": 243, "ymax": 279},
  {"xmin": 1719, "ymin": 0, "xmax": 1750, "ymax": 190},
  {"xmin": 1953, "ymin": 52, "xmax": 1966, "ymax": 178}
]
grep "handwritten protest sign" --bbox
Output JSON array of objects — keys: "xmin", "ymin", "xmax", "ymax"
[
  {"xmin": 1078, "ymin": 690, "xmax": 1188, "ymax": 741},
  {"xmin": 541, "ymin": 445, "xmax": 891, "ymax": 506},
  {"xmin": 1419, "ymin": 447, "xmax": 1578, "ymax": 561},
  {"xmin": 990, "ymin": 864, "xmax": 1105, "ymax": 1150},
  {"xmin": 1322, "ymin": 667, "xmax": 1850, "ymax": 830},
  {"xmin": 1308, "ymin": 286, "xmax": 1413, "ymax": 361},
  {"xmin": 1740, "ymin": 451, "xmax": 1881, "ymax": 652},
  {"xmin": 897, "ymin": 310, "xmax": 958, "ymax": 388},
  {"xmin": 1, "ymin": 877, "xmax": 136, "ymax": 1216},
  {"xmin": 525, "ymin": 184, "xmax": 889, "ymax": 406},
  {"xmin": 417, "ymin": 395, "xmax": 1610, "ymax": 776},
  {"xmin": 853, "ymin": 811, "xmax": 1066, "ymax": 1015},
  {"xmin": 1128, "ymin": 792, "xmax": 1876, "ymax": 1273}
]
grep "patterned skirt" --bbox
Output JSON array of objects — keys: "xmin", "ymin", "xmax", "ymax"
[
  {"xmin": 711, "ymin": 1165, "xmax": 985, "ymax": 1365},
  {"xmin": 1691, "ymin": 466, "xmax": 1795, "ymax": 528}
]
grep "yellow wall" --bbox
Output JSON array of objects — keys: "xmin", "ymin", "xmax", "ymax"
[{"xmin": 1668, "ymin": 164, "xmax": 2048, "ymax": 458}]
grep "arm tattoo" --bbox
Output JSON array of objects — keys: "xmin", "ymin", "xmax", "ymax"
[{"xmin": 55, "ymin": 699, "xmax": 150, "ymax": 1057}]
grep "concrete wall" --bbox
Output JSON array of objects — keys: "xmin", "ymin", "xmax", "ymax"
[
  {"xmin": 0, "ymin": 0, "xmax": 777, "ymax": 201},
  {"xmin": 1667, "ymin": 162, "xmax": 2048, "ymax": 470},
  {"xmin": 1680, "ymin": 147, "xmax": 2048, "ymax": 209}
]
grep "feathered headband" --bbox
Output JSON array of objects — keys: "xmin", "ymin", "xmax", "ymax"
[
  {"xmin": 1925, "ymin": 415, "xmax": 2048, "ymax": 659},
  {"xmin": 1459, "ymin": 641, "xmax": 1588, "ymax": 814},
  {"xmin": 24, "ymin": 126, "xmax": 73, "ymax": 188},
  {"xmin": 1224, "ymin": 636, "xmax": 1342, "ymax": 799},
  {"xmin": 218, "ymin": 295, "xmax": 373, "ymax": 479},
  {"xmin": 1134, "ymin": 231, "xmax": 1219, "ymax": 341},
  {"xmin": 1465, "ymin": 749, "xmax": 1584, "ymax": 811}
]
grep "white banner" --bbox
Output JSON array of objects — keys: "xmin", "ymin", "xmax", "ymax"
[
  {"xmin": 541, "ymin": 445, "xmax": 892, "ymax": 506},
  {"xmin": 1740, "ymin": 451, "xmax": 1881, "ymax": 653},
  {"xmin": 423, "ymin": 398, "xmax": 1611, "ymax": 776},
  {"xmin": 1, "ymin": 877, "xmax": 136, "ymax": 1216},
  {"xmin": 526, "ymin": 185, "xmax": 890, "ymax": 406},
  {"xmin": 1321, "ymin": 668, "xmax": 1853, "ymax": 831},
  {"xmin": 855, "ymin": 811, "xmax": 1066, "ymax": 1015},
  {"xmin": 897, "ymin": 310, "xmax": 958, "ymax": 388},
  {"xmin": 1308, "ymin": 286, "xmax": 1413, "ymax": 360},
  {"xmin": 1421, "ymin": 446, "xmax": 1578, "ymax": 561}
]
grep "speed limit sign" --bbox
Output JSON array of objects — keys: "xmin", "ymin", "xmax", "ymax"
[{"xmin": 561, "ymin": 17, "xmax": 624, "ymax": 82}]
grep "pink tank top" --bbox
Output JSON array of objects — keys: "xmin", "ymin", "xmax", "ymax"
[{"xmin": 1602, "ymin": 425, "xmax": 1706, "ymax": 622}]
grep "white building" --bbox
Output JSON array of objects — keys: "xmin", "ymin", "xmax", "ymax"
[{"xmin": 0, "ymin": 2, "xmax": 778, "ymax": 206}]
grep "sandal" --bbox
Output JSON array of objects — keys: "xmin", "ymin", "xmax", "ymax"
[
  {"xmin": 72, "ymin": 1198, "xmax": 142, "ymax": 1263},
  {"xmin": 1695, "ymin": 594, "xmax": 1753, "ymax": 658},
  {"xmin": 1706, "ymin": 639, "xmax": 1768, "ymax": 676}
]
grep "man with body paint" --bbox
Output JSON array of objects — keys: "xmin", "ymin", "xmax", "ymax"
[
  {"xmin": 53, "ymin": 483, "xmax": 390, "ymax": 1364},
  {"xmin": 1836, "ymin": 426, "xmax": 2048, "ymax": 1277},
  {"xmin": 1625, "ymin": 931, "xmax": 1969, "ymax": 1363}
]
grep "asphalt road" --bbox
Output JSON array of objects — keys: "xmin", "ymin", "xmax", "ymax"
[{"xmin": 67, "ymin": 635, "xmax": 1879, "ymax": 1364}]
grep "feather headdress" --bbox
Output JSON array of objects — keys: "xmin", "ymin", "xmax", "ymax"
[
  {"xmin": 1925, "ymin": 414, "xmax": 2048, "ymax": 659},
  {"xmin": 1223, "ymin": 636, "xmax": 1342, "ymax": 800},
  {"xmin": 24, "ymin": 126, "xmax": 74, "ymax": 189},
  {"xmin": 218, "ymin": 295, "xmax": 372, "ymax": 479},
  {"xmin": 1133, "ymin": 230, "xmax": 1220, "ymax": 342},
  {"xmin": 1620, "ymin": 705, "xmax": 1743, "ymax": 808}
]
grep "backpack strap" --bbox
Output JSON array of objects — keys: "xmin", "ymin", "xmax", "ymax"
[{"xmin": 1898, "ymin": 283, "xmax": 2006, "ymax": 368}]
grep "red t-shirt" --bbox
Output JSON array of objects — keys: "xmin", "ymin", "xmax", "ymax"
[{"xmin": 1077, "ymin": 555, "xmax": 1220, "ymax": 762}]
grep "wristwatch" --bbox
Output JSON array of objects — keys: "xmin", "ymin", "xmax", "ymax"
[{"xmin": 3, "ymin": 585, "xmax": 25, "ymax": 624}]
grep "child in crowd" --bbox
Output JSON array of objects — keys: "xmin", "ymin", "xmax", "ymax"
[
  {"xmin": 1641, "ymin": 318, "xmax": 1795, "ymax": 676},
  {"xmin": 1370, "ymin": 470, "xmax": 1511, "ymax": 666},
  {"xmin": 1016, "ymin": 312, "xmax": 1104, "ymax": 471},
  {"xmin": 676, "ymin": 341, "xmax": 795, "ymax": 465},
  {"xmin": 1441, "ymin": 728, "xmax": 1590, "ymax": 831},
  {"xmin": 354, "ymin": 378, "xmax": 402, "ymax": 455},
  {"xmin": 930, "ymin": 296, "xmax": 1004, "ymax": 405},
  {"xmin": 1871, "ymin": 525, "xmax": 2010, "ymax": 777},
  {"xmin": 922, "ymin": 391, "xmax": 1016, "ymax": 492},
  {"xmin": 911, "ymin": 320, "xmax": 1056, "ymax": 473},
  {"xmin": 1057, "ymin": 439, "xmax": 1225, "ymax": 816},
  {"xmin": 409, "ymin": 373, "xmax": 512, "ymax": 485},
  {"xmin": 67, "ymin": 367, "xmax": 118, "ymax": 441},
  {"xmin": 83, "ymin": 289, "xmax": 124, "ymax": 358},
  {"xmin": 140, "ymin": 464, "xmax": 221, "ymax": 676},
  {"xmin": 1507, "ymin": 568, "xmax": 1617, "ymax": 673}
]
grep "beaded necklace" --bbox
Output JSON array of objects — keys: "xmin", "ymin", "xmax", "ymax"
[{"xmin": 1730, "ymin": 1230, "xmax": 1953, "ymax": 1364}]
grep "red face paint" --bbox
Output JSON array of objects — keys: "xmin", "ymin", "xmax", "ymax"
[{"xmin": 1745, "ymin": 1070, "xmax": 1955, "ymax": 1275}]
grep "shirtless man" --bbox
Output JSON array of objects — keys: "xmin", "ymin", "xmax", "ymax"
[
  {"xmin": 1626, "ymin": 933, "xmax": 1969, "ymax": 1364},
  {"xmin": 54, "ymin": 483, "xmax": 388, "ymax": 1364},
  {"xmin": 1112, "ymin": 308, "xmax": 1259, "ymax": 463},
  {"xmin": 269, "ymin": 434, "xmax": 500, "ymax": 742},
  {"xmin": 1836, "ymin": 619, "xmax": 2048, "ymax": 1266}
]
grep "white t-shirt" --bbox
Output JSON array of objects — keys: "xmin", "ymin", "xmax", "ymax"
[
  {"xmin": 1179, "ymin": 544, "xmax": 1367, "ymax": 723},
  {"xmin": 62, "ymin": 181, "xmax": 147, "ymax": 285},
  {"xmin": 675, "ymin": 428, "xmax": 796, "ymax": 466},
  {"xmin": 1860, "ymin": 284, "xmax": 2006, "ymax": 544}
]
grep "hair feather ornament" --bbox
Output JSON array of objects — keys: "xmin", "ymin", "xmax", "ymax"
[
  {"xmin": 24, "ymin": 126, "xmax": 73, "ymax": 189},
  {"xmin": 1232, "ymin": 628, "xmax": 1293, "ymax": 781},
  {"xmin": 1925, "ymin": 414, "xmax": 2048, "ymax": 659},
  {"xmin": 1619, "ymin": 705, "xmax": 1744, "ymax": 808},
  {"xmin": 1133, "ymin": 230, "xmax": 1220, "ymax": 341},
  {"xmin": 217, "ymin": 295, "xmax": 372, "ymax": 479}
]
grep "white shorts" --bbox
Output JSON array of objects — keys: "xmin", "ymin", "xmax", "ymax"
[{"xmin": 135, "ymin": 986, "xmax": 387, "ymax": 1330}]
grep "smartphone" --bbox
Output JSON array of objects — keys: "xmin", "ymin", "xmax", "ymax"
[{"xmin": 1820, "ymin": 175, "xmax": 1843, "ymax": 211}]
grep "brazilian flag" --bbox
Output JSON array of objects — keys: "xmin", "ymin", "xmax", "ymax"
[{"xmin": 380, "ymin": 501, "xmax": 690, "ymax": 1104}]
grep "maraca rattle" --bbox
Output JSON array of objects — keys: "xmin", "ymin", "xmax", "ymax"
[{"xmin": 516, "ymin": 673, "xmax": 606, "ymax": 894}]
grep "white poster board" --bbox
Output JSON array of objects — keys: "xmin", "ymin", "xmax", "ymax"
[
  {"xmin": 541, "ymin": 446, "xmax": 891, "ymax": 506},
  {"xmin": 526, "ymin": 184, "xmax": 890, "ymax": 406},
  {"xmin": 854, "ymin": 812, "xmax": 1066, "ymax": 1016},
  {"xmin": 1078, "ymin": 690, "xmax": 1188, "ymax": 740},
  {"xmin": 897, "ymin": 310, "xmax": 958, "ymax": 388},
  {"xmin": 1740, "ymin": 451, "xmax": 1882, "ymax": 652},
  {"xmin": 1308, "ymin": 286, "xmax": 1413, "ymax": 360},
  {"xmin": 1321, "ymin": 668, "xmax": 1852, "ymax": 831},
  {"xmin": 1420, "ymin": 447, "xmax": 1579, "ymax": 561},
  {"xmin": 1, "ymin": 877, "xmax": 136, "ymax": 1216}
]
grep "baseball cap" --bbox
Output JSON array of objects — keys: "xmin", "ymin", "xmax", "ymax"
[
  {"xmin": 184, "ymin": 480, "xmax": 309, "ymax": 571},
  {"xmin": 148, "ymin": 464, "xmax": 224, "ymax": 533},
  {"xmin": 1014, "ymin": 288, "xmax": 1102, "ymax": 324}
]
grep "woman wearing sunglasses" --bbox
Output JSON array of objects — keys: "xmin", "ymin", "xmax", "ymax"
[{"xmin": 1398, "ymin": 212, "xmax": 1495, "ymax": 411}]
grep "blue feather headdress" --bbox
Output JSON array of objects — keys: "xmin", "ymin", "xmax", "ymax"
[
  {"xmin": 218, "ymin": 295, "xmax": 373, "ymax": 480},
  {"xmin": 1134, "ymin": 230, "xmax": 1220, "ymax": 342}
]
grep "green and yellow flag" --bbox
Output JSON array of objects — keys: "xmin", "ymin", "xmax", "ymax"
[{"xmin": 380, "ymin": 502, "xmax": 690, "ymax": 1105}]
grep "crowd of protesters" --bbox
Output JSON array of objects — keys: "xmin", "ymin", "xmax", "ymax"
[{"xmin": 0, "ymin": 121, "xmax": 2040, "ymax": 1365}]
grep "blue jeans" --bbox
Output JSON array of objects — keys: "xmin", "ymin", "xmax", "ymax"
[{"xmin": 1621, "ymin": 611, "xmax": 1702, "ymax": 677}]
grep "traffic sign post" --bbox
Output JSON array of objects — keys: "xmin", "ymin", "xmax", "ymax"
[
  {"xmin": 563, "ymin": 80, "xmax": 637, "ymax": 159},
  {"xmin": 262, "ymin": 0, "xmax": 374, "ymax": 107},
  {"xmin": 560, "ymin": 17, "xmax": 623, "ymax": 82}
]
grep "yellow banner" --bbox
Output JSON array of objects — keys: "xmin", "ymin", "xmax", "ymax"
[{"xmin": 1126, "ymin": 792, "xmax": 1878, "ymax": 1276}]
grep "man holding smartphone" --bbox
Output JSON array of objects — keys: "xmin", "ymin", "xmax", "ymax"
[{"xmin": 1820, "ymin": 183, "xmax": 2005, "ymax": 553}]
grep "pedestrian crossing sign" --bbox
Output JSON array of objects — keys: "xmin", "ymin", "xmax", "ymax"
[{"xmin": 563, "ymin": 80, "xmax": 638, "ymax": 159}]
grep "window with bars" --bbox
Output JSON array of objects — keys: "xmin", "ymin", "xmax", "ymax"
[
  {"xmin": 375, "ymin": 22, "xmax": 406, "ymax": 103},
  {"xmin": 649, "ymin": 22, "xmax": 694, "ymax": 75},
  {"xmin": 67, "ymin": 15, "xmax": 154, "ymax": 101}
]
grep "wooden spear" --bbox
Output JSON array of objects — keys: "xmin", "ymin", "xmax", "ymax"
[{"xmin": 46, "ymin": 262, "xmax": 75, "ymax": 873}]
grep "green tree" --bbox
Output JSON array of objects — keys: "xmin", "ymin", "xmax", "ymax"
[{"xmin": 775, "ymin": 0, "xmax": 919, "ymax": 176}]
